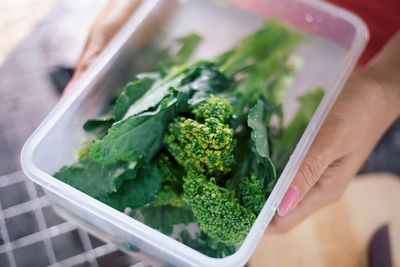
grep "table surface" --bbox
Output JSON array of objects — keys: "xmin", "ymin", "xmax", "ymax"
[{"xmin": 249, "ymin": 173, "xmax": 400, "ymax": 267}]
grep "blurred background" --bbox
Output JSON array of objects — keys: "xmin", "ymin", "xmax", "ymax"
[{"xmin": 0, "ymin": 0, "xmax": 399, "ymax": 267}]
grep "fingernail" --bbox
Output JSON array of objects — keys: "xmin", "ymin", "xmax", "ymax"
[{"xmin": 278, "ymin": 185, "xmax": 299, "ymax": 216}]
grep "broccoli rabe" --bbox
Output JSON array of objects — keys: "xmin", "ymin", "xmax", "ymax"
[
  {"xmin": 238, "ymin": 175, "xmax": 266, "ymax": 214},
  {"xmin": 166, "ymin": 97, "xmax": 236, "ymax": 174},
  {"xmin": 167, "ymin": 97, "xmax": 265, "ymax": 244},
  {"xmin": 183, "ymin": 172, "xmax": 255, "ymax": 245},
  {"xmin": 152, "ymin": 154, "xmax": 185, "ymax": 207},
  {"xmin": 54, "ymin": 20, "xmax": 325, "ymax": 258},
  {"xmin": 193, "ymin": 96, "xmax": 233, "ymax": 124},
  {"xmin": 178, "ymin": 230, "xmax": 236, "ymax": 258}
]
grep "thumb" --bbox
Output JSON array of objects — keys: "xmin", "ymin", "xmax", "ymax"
[{"xmin": 277, "ymin": 123, "xmax": 338, "ymax": 216}]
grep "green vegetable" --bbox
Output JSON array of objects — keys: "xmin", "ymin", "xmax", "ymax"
[
  {"xmin": 89, "ymin": 95, "xmax": 180, "ymax": 164},
  {"xmin": 178, "ymin": 230, "xmax": 236, "ymax": 258},
  {"xmin": 99, "ymin": 163, "xmax": 161, "ymax": 211},
  {"xmin": 54, "ymin": 21, "xmax": 325, "ymax": 256},
  {"xmin": 114, "ymin": 74, "xmax": 158, "ymax": 121},
  {"xmin": 170, "ymin": 33, "xmax": 203, "ymax": 66},
  {"xmin": 238, "ymin": 175, "xmax": 266, "ymax": 214},
  {"xmin": 248, "ymin": 100, "xmax": 277, "ymax": 192},
  {"xmin": 83, "ymin": 115, "xmax": 114, "ymax": 133},
  {"xmin": 132, "ymin": 205, "xmax": 195, "ymax": 236},
  {"xmin": 157, "ymin": 33, "xmax": 203, "ymax": 74},
  {"xmin": 54, "ymin": 158, "xmax": 127, "ymax": 198},
  {"xmin": 272, "ymin": 87, "xmax": 324, "ymax": 172},
  {"xmin": 166, "ymin": 97, "xmax": 236, "ymax": 174},
  {"xmin": 152, "ymin": 153, "xmax": 185, "ymax": 207},
  {"xmin": 89, "ymin": 62, "xmax": 232, "ymax": 165},
  {"xmin": 183, "ymin": 172, "xmax": 255, "ymax": 245}
]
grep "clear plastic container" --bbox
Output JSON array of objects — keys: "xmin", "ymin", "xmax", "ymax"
[{"xmin": 21, "ymin": 0, "xmax": 368, "ymax": 266}]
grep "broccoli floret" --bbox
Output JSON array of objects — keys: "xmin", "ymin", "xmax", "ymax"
[
  {"xmin": 183, "ymin": 172, "xmax": 255, "ymax": 245},
  {"xmin": 166, "ymin": 97, "xmax": 236, "ymax": 174},
  {"xmin": 193, "ymin": 96, "xmax": 233, "ymax": 123},
  {"xmin": 238, "ymin": 175, "xmax": 266, "ymax": 214},
  {"xmin": 154, "ymin": 186, "xmax": 185, "ymax": 207},
  {"xmin": 153, "ymin": 154, "xmax": 185, "ymax": 207}
]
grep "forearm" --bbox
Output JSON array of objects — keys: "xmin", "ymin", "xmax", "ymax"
[{"xmin": 363, "ymin": 30, "xmax": 400, "ymax": 118}]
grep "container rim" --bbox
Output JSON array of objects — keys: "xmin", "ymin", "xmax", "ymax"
[{"xmin": 21, "ymin": 0, "xmax": 369, "ymax": 266}]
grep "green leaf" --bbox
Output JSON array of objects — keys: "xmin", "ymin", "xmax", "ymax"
[
  {"xmin": 54, "ymin": 158, "xmax": 127, "ymax": 198},
  {"xmin": 171, "ymin": 33, "xmax": 203, "ymax": 65},
  {"xmin": 248, "ymin": 100, "xmax": 277, "ymax": 193},
  {"xmin": 114, "ymin": 74, "xmax": 158, "ymax": 121},
  {"xmin": 178, "ymin": 230, "xmax": 236, "ymax": 258},
  {"xmin": 157, "ymin": 33, "xmax": 203, "ymax": 73},
  {"xmin": 132, "ymin": 205, "xmax": 195, "ymax": 235},
  {"xmin": 179, "ymin": 62, "xmax": 233, "ymax": 93},
  {"xmin": 272, "ymin": 87, "xmax": 325, "ymax": 172},
  {"xmin": 248, "ymin": 100, "xmax": 271, "ymax": 158},
  {"xmin": 152, "ymin": 153, "xmax": 185, "ymax": 207},
  {"xmin": 89, "ymin": 102, "xmax": 179, "ymax": 164},
  {"xmin": 264, "ymin": 57, "xmax": 301, "ymax": 106},
  {"xmin": 99, "ymin": 164, "xmax": 161, "ymax": 211},
  {"xmin": 217, "ymin": 21, "xmax": 301, "ymax": 118},
  {"xmin": 122, "ymin": 62, "xmax": 232, "ymax": 120},
  {"xmin": 90, "ymin": 62, "xmax": 232, "ymax": 165},
  {"xmin": 218, "ymin": 20, "xmax": 301, "ymax": 76},
  {"xmin": 83, "ymin": 114, "xmax": 115, "ymax": 132}
]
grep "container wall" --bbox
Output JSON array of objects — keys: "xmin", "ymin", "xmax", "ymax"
[{"xmin": 46, "ymin": 189, "xmax": 186, "ymax": 267}]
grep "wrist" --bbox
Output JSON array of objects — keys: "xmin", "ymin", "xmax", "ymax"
[
  {"xmin": 363, "ymin": 30, "xmax": 400, "ymax": 117},
  {"xmin": 361, "ymin": 66, "xmax": 400, "ymax": 118}
]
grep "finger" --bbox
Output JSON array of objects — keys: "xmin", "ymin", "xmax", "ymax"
[
  {"xmin": 271, "ymin": 155, "xmax": 357, "ymax": 233},
  {"xmin": 73, "ymin": 42, "xmax": 102, "ymax": 81},
  {"xmin": 72, "ymin": 0, "xmax": 143, "ymax": 84},
  {"xmin": 269, "ymin": 170, "xmax": 350, "ymax": 234},
  {"xmin": 277, "ymin": 108, "xmax": 348, "ymax": 217},
  {"xmin": 277, "ymin": 143, "xmax": 332, "ymax": 217},
  {"xmin": 269, "ymin": 183, "xmax": 328, "ymax": 233}
]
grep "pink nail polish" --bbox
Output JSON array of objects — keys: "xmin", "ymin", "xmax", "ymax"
[{"xmin": 278, "ymin": 185, "xmax": 299, "ymax": 216}]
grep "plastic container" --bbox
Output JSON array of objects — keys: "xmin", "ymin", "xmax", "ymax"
[{"xmin": 21, "ymin": 0, "xmax": 368, "ymax": 266}]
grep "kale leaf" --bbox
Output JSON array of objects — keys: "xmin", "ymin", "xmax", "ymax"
[
  {"xmin": 99, "ymin": 163, "xmax": 161, "ymax": 211},
  {"xmin": 114, "ymin": 74, "xmax": 158, "ymax": 121},
  {"xmin": 83, "ymin": 114, "xmax": 115, "ymax": 133},
  {"xmin": 89, "ymin": 62, "xmax": 232, "ymax": 165},
  {"xmin": 54, "ymin": 158, "xmax": 127, "ymax": 198},
  {"xmin": 89, "ymin": 97, "xmax": 180, "ymax": 164},
  {"xmin": 178, "ymin": 230, "xmax": 236, "ymax": 258},
  {"xmin": 248, "ymin": 100, "xmax": 277, "ymax": 193},
  {"xmin": 170, "ymin": 33, "xmax": 203, "ymax": 66},
  {"xmin": 132, "ymin": 205, "xmax": 195, "ymax": 236}
]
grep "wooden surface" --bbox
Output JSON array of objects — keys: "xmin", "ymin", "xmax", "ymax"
[{"xmin": 249, "ymin": 173, "xmax": 400, "ymax": 267}]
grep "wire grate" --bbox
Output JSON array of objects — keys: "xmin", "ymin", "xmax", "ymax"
[{"xmin": 0, "ymin": 171, "xmax": 139, "ymax": 267}]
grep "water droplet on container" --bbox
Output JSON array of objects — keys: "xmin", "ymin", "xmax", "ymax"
[{"xmin": 305, "ymin": 14, "xmax": 314, "ymax": 22}]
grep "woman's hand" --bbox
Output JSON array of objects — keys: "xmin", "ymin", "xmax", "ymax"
[
  {"xmin": 269, "ymin": 31, "xmax": 400, "ymax": 233},
  {"xmin": 63, "ymin": 0, "xmax": 142, "ymax": 96}
]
